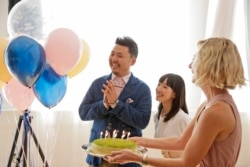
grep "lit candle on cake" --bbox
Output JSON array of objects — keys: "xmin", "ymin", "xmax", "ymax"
[
  {"xmin": 121, "ymin": 130, "xmax": 126, "ymax": 139},
  {"xmin": 113, "ymin": 129, "xmax": 117, "ymax": 139},
  {"xmin": 105, "ymin": 130, "xmax": 109, "ymax": 139},
  {"xmin": 100, "ymin": 131, "xmax": 103, "ymax": 139},
  {"xmin": 127, "ymin": 132, "xmax": 130, "ymax": 139}
]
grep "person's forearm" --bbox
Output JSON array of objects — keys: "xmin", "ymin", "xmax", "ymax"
[
  {"xmin": 144, "ymin": 137, "xmax": 183, "ymax": 151},
  {"xmin": 138, "ymin": 155, "xmax": 184, "ymax": 167}
]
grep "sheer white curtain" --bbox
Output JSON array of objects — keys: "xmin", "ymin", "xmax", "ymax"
[
  {"xmin": 208, "ymin": 0, "xmax": 236, "ymax": 37},
  {"xmin": 245, "ymin": 0, "xmax": 250, "ymax": 80},
  {"xmin": 188, "ymin": 0, "xmax": 209, "ymax": 115}
]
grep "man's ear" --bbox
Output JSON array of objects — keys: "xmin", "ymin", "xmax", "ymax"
[{"xmin": 131, "ymin": 57, "xmax": 136, "ymax": 66}]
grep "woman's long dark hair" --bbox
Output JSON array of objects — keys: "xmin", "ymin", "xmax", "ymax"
[{"xmin": 157, "ymin": 73, "xmax": 189, "ymax": 122}]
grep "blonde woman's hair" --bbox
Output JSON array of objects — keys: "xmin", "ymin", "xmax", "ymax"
[{"xmin": 193, "ymin": 37, "xmax": 246, "ymax": 89}]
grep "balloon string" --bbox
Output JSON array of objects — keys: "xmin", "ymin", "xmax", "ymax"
[
  {"xmin": 48, "ymin": 111, "xmax": 64, "ymax": 165},
  {"xmin": 43, "ymin": 111, "xmax": 53, "ymax": 165},
  {"xmin": 43, "ymin": 110, "xmax": 64, "ymax": 166}
]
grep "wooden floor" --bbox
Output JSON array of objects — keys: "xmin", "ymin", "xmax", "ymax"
[{"xmin": 0, "ymin": 110, "xmax": 250, "ymax": 167}]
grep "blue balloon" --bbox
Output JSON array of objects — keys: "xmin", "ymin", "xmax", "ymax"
[
  {"xmin": 5, "ymin": 35, "xmax": 46, "ymax": 87},
  {"xmin": 33, "ymin": 64, "xmax": 67, "ymax": 108}
]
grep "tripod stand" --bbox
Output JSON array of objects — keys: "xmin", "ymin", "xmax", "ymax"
[{"xmin": 7, "ymin": 110, "xmax": 49, "ymax": 167}]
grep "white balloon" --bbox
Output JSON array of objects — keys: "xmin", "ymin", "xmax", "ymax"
[{"xmin": 7, "ymin": 0, "xmax": 44, "ymax": 40}]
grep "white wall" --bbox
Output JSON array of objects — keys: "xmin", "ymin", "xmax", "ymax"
[{"xmin": 0, "ymin": 0, "xmax": 8, "ymax": 36}]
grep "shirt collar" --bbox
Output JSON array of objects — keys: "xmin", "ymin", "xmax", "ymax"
[{"xmin": 112, "ymin": 73, "xmax": 131, "ymax": 84}]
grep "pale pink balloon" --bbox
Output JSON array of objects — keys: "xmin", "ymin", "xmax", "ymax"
[
  {"xmin": 44, "ymin": 28, "xmax": 82, "ymax": 75},
  {"xmin": 2, "ymin": 78, "xmax": 35, "ymax": 111}
]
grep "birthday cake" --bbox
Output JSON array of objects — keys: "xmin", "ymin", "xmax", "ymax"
[{"xmin": 91, "ymin": 138, "xmax": 137, "ymax": 155}]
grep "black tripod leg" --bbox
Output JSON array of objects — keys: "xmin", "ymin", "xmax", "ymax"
[
  {"xmin": 28, "ymin": 119, "xmax": 49, "ymax": 167},
  {"xmin": 16, "ymin": 138, "xmax": 23, "ymax": 163},
  {"xmin": 7, "ymin": 116, "xmax": 23, "ymax": 167},
  {"xmin": 23, "ymin": 129, "xmax": 28, "ymax": 167},
  {"xmin": 15, "ymin": 119, "xmax": 29, "ymax": 167}
]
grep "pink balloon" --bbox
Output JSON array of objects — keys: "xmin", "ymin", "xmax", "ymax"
[
  {"xmin": 2, "ymin": 78, "xmax": 35, "ymax": 111},
  {"xmin": 44, "ymin": 28, "xmax": 82, "ymax": 75}
]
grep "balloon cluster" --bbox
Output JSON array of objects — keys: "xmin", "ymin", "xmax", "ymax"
[{"xmin": 0, "ymin": 0, "xmax": 90, "ymax": 111}]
